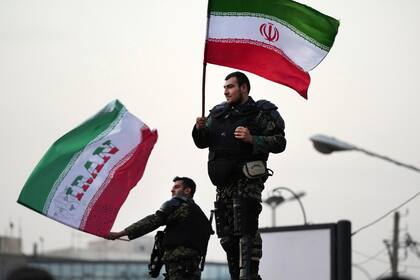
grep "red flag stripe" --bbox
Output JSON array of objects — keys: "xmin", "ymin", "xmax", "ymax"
[
  {"xmin": 81, "ymin": 127, "xmax": 158, "ymax": 237},
  {"xmin": 205, "ymin": 40, "xmax": 310, "ymax": 98}
]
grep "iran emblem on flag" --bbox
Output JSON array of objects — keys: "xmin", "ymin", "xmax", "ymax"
[{"xmin": 204, "ymin": 0, "xmax": 340, "ymax": 98}]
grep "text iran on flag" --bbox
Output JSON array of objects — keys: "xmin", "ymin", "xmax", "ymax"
[
  {"xmin": 18, "ymin": 100, "xmax": 158, "ymax": 237},
  {"xmin": 204, "ymin": 0, "xmax": 340, "ymax": 98}
]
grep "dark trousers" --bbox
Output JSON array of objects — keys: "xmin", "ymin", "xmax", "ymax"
[
  {"xmin": 215, "ymin": 178, "xmax": 264, "ymax": 280},
  {"xmin": 164, "ymin": 260, "xmax": 201, "ymax": 280},
  {"xmin": 162, "ymin": 247, "xmax": 202, "ymax": 280}
]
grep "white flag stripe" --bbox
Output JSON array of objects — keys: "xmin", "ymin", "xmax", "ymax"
[
  {"xmin": 46, "ymin": 111, "xmax": 144, "ymax": 228},
  {"xmin": 208, "ymin": 15, "xmax": 328, "ymax": 71}
]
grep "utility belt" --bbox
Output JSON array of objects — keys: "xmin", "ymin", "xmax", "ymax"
[
  {"xmin": 242, "ymin": 160, "xmax": 272, "ymax": 179},
  {"xmin": 208, "ymin": 153, "xmax": 271, "ymax": 186}
]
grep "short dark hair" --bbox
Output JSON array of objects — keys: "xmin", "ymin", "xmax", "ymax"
[
  {"xmin": 225, "ymin": 71, "xmax": 251, "ymax": 93},
  {"xmin": 173, "ymin": 176, "xmax": 196, "ymax": 197}
]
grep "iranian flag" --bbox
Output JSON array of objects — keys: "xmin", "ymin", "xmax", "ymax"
[
  {"xmin": 18, "ymin": 100, "xmax": 158, "ymax": 238},
  {"xmin": 204, "ymin": 0, "xmax": 340, "ymax": 98}
]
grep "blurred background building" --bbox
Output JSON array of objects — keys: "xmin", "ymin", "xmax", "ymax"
[{"xmin": 0, "ymin": 235, "xmax": 228, "ymax": 280}]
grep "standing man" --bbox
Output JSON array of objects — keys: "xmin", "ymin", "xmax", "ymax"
[
  {"xmin": 108, "ymin": 177, "xmax": 212, "ymax": 280},
  {"xmin": 192, "ymin": 71, "xmax": 286, "ymax": 280}
]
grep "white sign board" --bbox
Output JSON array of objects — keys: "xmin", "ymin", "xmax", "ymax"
[{"xmin": 260, "ymin": 227, "xmax": 333, "ymax": 280}]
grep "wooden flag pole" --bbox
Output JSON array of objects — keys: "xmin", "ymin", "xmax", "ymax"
[
  {"xmin": 201, "ymin": 63, "xmax": 207, "ymax": 117},
  {"xmin": 201, "ymin": 0, "xmax": 211, "ymax": 118}
]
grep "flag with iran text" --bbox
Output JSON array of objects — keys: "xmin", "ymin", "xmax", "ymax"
[
  {"xmin": 18, "ymin": 100, "xmax": 158, "ymax": 237},
  {"xmin": 204, "ymin": 0, "xmax": 340, "ymax": 98}
]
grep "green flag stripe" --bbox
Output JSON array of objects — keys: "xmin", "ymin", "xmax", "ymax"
[
  {"xmin": 17, "ymin": 100, "xmax": 124, "ymax": 213},
  {"xmin": 209, "ymin": 0, "xmax": 339, "ymax": 48}
]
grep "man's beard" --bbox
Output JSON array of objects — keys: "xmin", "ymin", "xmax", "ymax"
[{"xmin": 229, "ymin": 95, "xmax": 245, "ymax": 107}]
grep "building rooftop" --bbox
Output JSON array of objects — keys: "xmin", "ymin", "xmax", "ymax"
[{"xmin": 44, "ymin": 235, "xmax": 154, "ymax": 261}]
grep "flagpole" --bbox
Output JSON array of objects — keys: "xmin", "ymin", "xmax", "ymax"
[
  {"xmin": 201, "ymin": 0, "xmax": 211, "ymax": 118},
  {"xmin": 201, "ymin": 63, "xmax": 207, "ymax": 117}
]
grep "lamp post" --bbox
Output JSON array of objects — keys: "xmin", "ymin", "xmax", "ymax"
[
  {"xmin": 263, "ymin": 193, "xmax": 284, "ymax": 227},
  {"xmin": 263, "ymin": 187, "xmax": 307, "ymax": 227},
  {"xmin": 310, "ymin": 134, "xmax": 420, "ymax": 174},
  {"xmin": 310, "ymin": 134, "xmax": 420, "ymax": 277}
]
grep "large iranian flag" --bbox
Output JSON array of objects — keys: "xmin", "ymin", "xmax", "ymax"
[
  {"xmin": 204, "ymin": 0, "xmax": 340, "ymax": 98},
  {"xmin": 18, "ymin": 100, "xmax": 158, "ymax": 237}
]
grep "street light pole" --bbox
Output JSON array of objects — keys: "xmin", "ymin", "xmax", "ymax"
[
  {"xmin": 263, "ymin": 193, "xmax": 285, "ymax": 227},
  {"xmin": 273, "ymin": 187, "xmax": 308, "ymax": 225},
  {"xmin": 263, "ymin": 187, "xmax": 307, "ymax": 227},
  {"xmin": 310, "ymin": 134, "xmax": 420, "ymax": 278},
  {"xmin": 310, "ymin": 134, "xmax": 420, "ymax": 173}
]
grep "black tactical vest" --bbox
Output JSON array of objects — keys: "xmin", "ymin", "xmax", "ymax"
[
  {"xmin": 208, "ymin": 98, "xmax": 268, "ymax": 162},
  {"xmin": 206, "ymin": 98, "xmax": 270, "ymax": 186},
  {"xmin": 162, "ymin": 198, "xmax": 212, "ymax": 255}
]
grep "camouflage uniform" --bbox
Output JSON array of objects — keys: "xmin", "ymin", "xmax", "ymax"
[
  {"xmin": 192, "ymin": 97, "xmax": 286, "ymax": 280},
  {"xmin": 125, "ymin": 197, "xmax": 211, "ymax": 280},
  {"xmin": 162, "ymin": 246, "xmax": 202, "ymax": 280}
]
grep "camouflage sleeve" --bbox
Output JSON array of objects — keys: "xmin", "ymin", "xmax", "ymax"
[
  {"xmin": 125, "ymin": 201, "xmax": 191, "ymax": 240},
  {"xmin": 192, "ymin": 116, "xmax": 212, "ymax": 149},
  {"xmin": 252, "ymin": 110, "xmax": 286, "ymax": 154},
  {"xmin": 125, "ymin": 212, "xmax": 166, "ymax": 240}
]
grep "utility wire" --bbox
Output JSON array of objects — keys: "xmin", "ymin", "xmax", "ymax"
[
  {"xmin": 375, "ymin": 268, "xmax": 391, "ymax": 280},
  {"xmin": 352, "ymin": 263, "xmax": 374, "ymax": 280},
  {"xmin": 354, "ymin": 250, "xmax": 389, "ymax": 265},
  {"xmin": 401, "ymin": 263, "xmax": 420, "ymax": 269},
  {"xmin": 353, "ymin": 247, "xmax": 420, "ymax": 278},
  {"xmin": 354, "ymin": 248, "xmax": 388, "ymax": 265},
  {"xmin": 352, "ymin": 191, "xmax": 420, "ymax": 236}
]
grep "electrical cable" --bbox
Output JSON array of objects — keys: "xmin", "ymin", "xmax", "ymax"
[
  {"xmin": 401, "ymin": 264, "xmax": 420, "ymax": 269},
  {"xmin": 354, "ymin": 248, "xmax": 388, "ymax": 265},
  {"xmin": 352, "ymin": 263, "xmax": 374, "ymax": 280},
  {"xmin": 352, "ymin": 191, "xmax": 420, "ymax": 236},
  {"xmin": 375, "ymin": 267, "xmax": 391, "ymax": 280}
]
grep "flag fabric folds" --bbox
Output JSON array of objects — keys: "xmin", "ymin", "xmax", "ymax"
[
  {"xmin": 18, "ymin": 100, "xmax": 158, "ymax": 237},
  {"xmin": 204, "ymin": 0, "xmax": 340, "ymax": 98}
]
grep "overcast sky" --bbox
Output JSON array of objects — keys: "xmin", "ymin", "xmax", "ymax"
[{"xmin": 1, "ymin": 0, "xmax": 420, "ymax": 279}]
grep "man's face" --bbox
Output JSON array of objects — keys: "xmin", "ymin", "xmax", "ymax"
[
  {"xmin": 224, "ymin": 77, "xmax": 247, "ymax": 105},
  {"xmin": 171, "ymin": 180, "xmax": 190, "ymax": 197}
]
